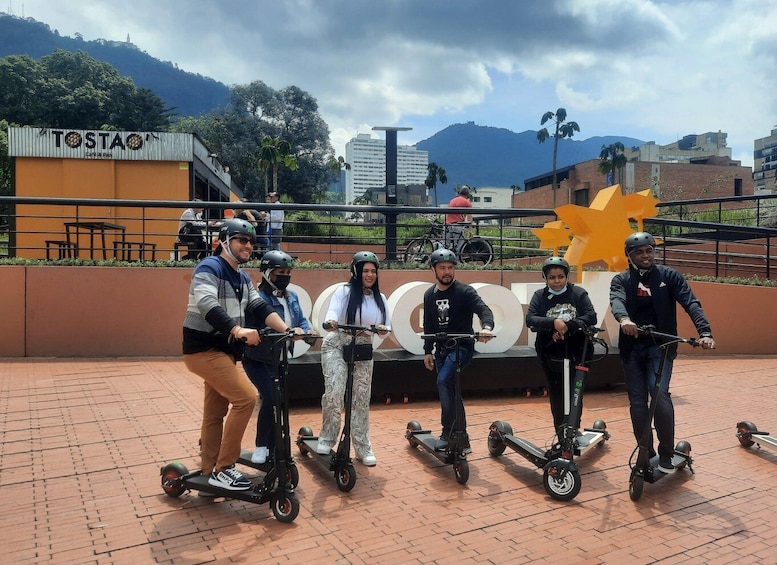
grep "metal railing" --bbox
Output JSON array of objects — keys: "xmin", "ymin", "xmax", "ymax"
[{"xmin": 1, "ymin": 195, "xmax": 776, "ymax": 279}]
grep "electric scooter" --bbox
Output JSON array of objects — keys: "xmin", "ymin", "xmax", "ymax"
[
  {"xmin": 160, "ymin": 329, "xmax": 314, "ymax": 523},
  {"xmin": 487, "ymin": 325, "xmax": 610, "ymax": 501},
  {"xmin": 297, "ymin": 322, "xmax": 387, "ymax": 492},
  {"xmin": 736, "ymin": 421, "xmax": 777, "ymax": 453},
  {"xmin": 406, "ymin": 332, "xmax": 489, "ymax": 485},
  {"xmin": 628, "ymin": 326, "xmax": 698, "ymax": 502}
]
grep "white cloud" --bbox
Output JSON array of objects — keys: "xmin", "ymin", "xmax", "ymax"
[{"xmin": 13, "ymin": 0, "xmax": 777, "ymax": 164}]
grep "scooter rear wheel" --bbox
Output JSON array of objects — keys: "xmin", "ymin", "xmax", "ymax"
[
  {"xmin": 160, "ymin": 462, "xmax": 188, "ymax": 498},
  {"xmin": 271, "ymin": 490, "xmax": 300, "ymax": 523},
  {"xmin": 487, "ymin": 421, "xmax": 512, "ymax": 457},
  {"xmin": 335, "ymin": 462, "xmax": 357, "ymax": 492},
  {"xmin": 406, "ymin": 420, "xmax": 422, "ymax": 445},
  {"xmin": 629, "ymin": 468, "xmax": 644, "ymax": 501},
  {"xmin": 736, "ymin": 421, "xmax": 757, "ymax": 448},
  {"xmin": 543, "ymin": 462, "xmax": 581, "ymax": 501},
  {"xmin": 454, "ymin": 459, "xmax": 469, "ymax": 484}
]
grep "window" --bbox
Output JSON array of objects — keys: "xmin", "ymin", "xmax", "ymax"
[{"xmin": 484, "ymin": 197, "xmax": 492, "ymax": 203}]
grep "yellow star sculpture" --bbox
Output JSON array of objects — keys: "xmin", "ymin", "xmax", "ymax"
[
  {"xmin": 558, "ymin": 185, "xmax": 659, "ymax": 271},
  {"xmin": 530, "ymin": 220, "xmax": 572, "ymax": 255}
]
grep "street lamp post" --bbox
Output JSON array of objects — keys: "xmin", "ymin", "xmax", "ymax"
[{"xmin": 372, "ymin": 126, "xmax": 411, "ymax": 261}]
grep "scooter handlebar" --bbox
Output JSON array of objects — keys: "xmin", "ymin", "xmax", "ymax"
[
  {"xmin": 637, "ymin": 325, "xmax": 700, "ymax": 347},
  {"xmin": 323, "ymin": 322, "xmax": 390, "ymax": 335}
]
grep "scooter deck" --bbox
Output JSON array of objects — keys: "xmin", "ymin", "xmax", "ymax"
[
  {"xmin": 407, "ymin": 430, "xmax": 438, "ymax": 452},
  {"xmin": 297, "ymin": 436, "xmax": 337, "ymax": 465},
  {"xmin": 183, "ymin": 473, "xmax": 267, "ymax": 503},
  {"xmin": 575, "ymin": 429, "xmax": 609, "ymax": 456},
  {"xmin": 237, "ymin": 448, "xmax": 276, "ymax": 472},
  {"xmin": 747, "ymin": 432, "xmax": 777, "ymax": 450},
  {"xmin": 503, "ymin": 435, "xmax": 548, "ymax": 465},
  {"xmin": 643, "ymin": 452, "xmax": 691, "ymax": 483}
]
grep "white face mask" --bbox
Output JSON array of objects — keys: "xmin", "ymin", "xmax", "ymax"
[{"xmin": 547, "ymin": 285, "xmax": 567, "ymax": 296}]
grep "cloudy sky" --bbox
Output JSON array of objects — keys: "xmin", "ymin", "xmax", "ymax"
[{"xmin": 11, "ymin": 0, "xmax": 777, "ymax": 166}]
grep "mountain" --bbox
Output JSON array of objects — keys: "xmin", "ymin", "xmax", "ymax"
[
  {"xmin": 0, "ymin": 13, "xmax": 644, "ymax": 200},
  {"xmin": 0, "ymin": 13, "xmax": 230, "ymax": 118},
  {"xmin": 417, "ymin": 122, "xmax": 644, "ymax": 203}
]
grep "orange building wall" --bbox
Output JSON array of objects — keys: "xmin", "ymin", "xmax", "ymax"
[{"xmin": 15, "ymin": 157, "xmax": 191, "ymax": 259}]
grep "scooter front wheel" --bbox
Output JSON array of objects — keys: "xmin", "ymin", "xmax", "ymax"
[
  {"xmin": 453, "ymin": 459, "xmax": 469, "ymax": 484},
  {"xmin": 285, "ymin": 463, "xmax": 300, "ymax": 488},
  {"xmin": 335, "ymin": 462, "xmax": 357, "ymax": 492},
  {"xmin": 629, "ymin": 468, "xmax": 644, "ymax": 501},
  {"xmin": 271, "ymin": 490, "xmax": 300, "ymax": 523},
  {"xmin": 543, "ymin": 462, "xmax": 581, "ymax": 501}
]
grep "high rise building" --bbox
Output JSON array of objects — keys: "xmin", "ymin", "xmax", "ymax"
[
  {"xmin": 623, "ymin": 131, "xmax": 731, "ymax": 163},
  {"xmin": 344, "ymin": 133, "xmax": 428, "ymax": 205},
  {"xmin": 754, "ymin": 126, "xmax": 777, "ymax": 193}
]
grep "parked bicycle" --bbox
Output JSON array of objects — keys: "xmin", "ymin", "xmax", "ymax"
[{"xmin": 404, "ymin": 220, "xmax": 493, "ymax": 265}]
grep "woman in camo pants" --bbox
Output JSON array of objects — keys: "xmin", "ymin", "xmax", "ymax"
[{"xmin": 316, "ymin": 251, "xmax": 391, "ymax": 467}]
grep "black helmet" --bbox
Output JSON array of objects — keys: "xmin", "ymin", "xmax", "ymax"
[
  {"xmin": 624, "ymin": 232, "xmax": 656, "ymax": 255},
  {"xmin": 218, "ymin": 218, "xmax": 256, "ymax": 244},
  {"xmin": 429, "ymin": 248, "xmax": 458, "ymax": 266},
  {"xmin": 260, "ymin": 250, "xmax": 293, "ymax": 272},
  {"xmin": 542, "ymin": 256, "xmax": 569, "ymax": 278},
  {"xmin": 351, "ymin": 251, "xmax": 380, "ymax": 278}
]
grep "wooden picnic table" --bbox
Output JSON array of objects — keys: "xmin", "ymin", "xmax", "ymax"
[{"xmin": 64, "ymin": 221, "xmax": 126, "ymax": 259}]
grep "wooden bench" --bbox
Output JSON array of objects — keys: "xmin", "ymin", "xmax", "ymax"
[{"xmin": 45, "ymin": 240, "xmax": 77, "ymax": 259}]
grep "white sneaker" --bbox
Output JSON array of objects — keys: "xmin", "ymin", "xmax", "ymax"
[
  {"xmin": 316, "ymin": 441, "xmax": 332, "ymax": 455},
  {"xmin": 251, "ymin": 446, "xmax": 268, "ymax": 464},
  {"xmin": 359, "ymin": 451, "xmax": 377, "ymax": 467}
]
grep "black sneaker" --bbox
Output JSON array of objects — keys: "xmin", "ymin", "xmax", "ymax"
[
  {"xmin": 435, "ymin": 436, "xmax": 449, "ymax": 452},
  {"xmin": 208, "ymin": 465, "xmax": 252, "ymax": 490},
  {"xmin": 657, "ymin": 456, "xmax": 676, "ymax": 474}
]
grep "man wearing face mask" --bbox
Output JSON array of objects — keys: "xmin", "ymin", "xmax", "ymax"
[
  {"xmin": 526, "ymin": 257, "xmax": 597, "ymax": 435},
  {"xmin": 242, "ymin": 250, "xmax": 315, "ymax": 464}
]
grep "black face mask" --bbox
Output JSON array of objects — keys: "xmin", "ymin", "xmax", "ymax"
[{"xmin": 273, "ymin": 274, "xmax": 291, "ymax": 291}]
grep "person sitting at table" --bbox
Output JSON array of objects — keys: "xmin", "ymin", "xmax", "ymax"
[{"xmin": 178, "ymin": 200, "xmax": 209, "ymax": 260}]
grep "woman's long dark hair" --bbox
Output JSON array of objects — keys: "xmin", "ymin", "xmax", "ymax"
[{"xmin": 345, "ymin": 261, "xmax": 387, "ymax": 325}]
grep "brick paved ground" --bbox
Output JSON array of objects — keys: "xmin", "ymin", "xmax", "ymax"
[{"xmin": 2, "ymin": 355, "xmax": 777, "ymax": 564}]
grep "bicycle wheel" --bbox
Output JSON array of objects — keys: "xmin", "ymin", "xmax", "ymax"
[
  {"xmin": 404, "ymin": 238, "xmax": 434, "ymax": 263},
  {"xmin": 459, "ymin": 237, "xmax": 493, "ymax": 265}
]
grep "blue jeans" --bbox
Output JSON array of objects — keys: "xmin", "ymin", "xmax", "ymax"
[
  {"xmin": 622, "ymin": 341, "xmax": 675, "ymax": 458},
  {"xmin": 435, "ymin": 348, "xmax": 473, "ymax": 436},
  {"xmin": 242, "ymin": 357, "xmax": 275, "ymax": 450}
]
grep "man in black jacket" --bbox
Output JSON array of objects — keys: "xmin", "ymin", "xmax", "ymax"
[
  {"xmin": 423, "ymin": 248, "xmax": 493, "ymax": 451},
  {"xmin": 610, "ymin": 232, "xmax": 715, "ymax": 474}
]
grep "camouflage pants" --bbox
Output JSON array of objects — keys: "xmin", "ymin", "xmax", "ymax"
[{"xmin": 319, "ymin": 331, "xmax": 374, "ymax": 458}]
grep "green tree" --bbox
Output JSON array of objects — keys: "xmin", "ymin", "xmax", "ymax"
[
  {"xmin": 537, "ymin": 107, "xmax": 580, "ymax": 208},
  {"xmin": 425, "ymin": 162, "xmax": 447, "ymax": 207},
  {"xmin": 597, "ymin": 142, "xmax": 627, "ymax": 187},
  {"xmin": 0, "ymin": 50, "xmax": 171, "ymax": 131},
  {"xmin": 173, "ymin": 81, "xmax": 332, "ymax": 203}
]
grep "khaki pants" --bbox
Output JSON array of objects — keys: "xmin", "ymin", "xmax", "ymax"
[{"xmin": 184, "ymin": 350, "xmax": 257, "ymax": 473}]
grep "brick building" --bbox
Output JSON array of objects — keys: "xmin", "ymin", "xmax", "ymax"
[{"xmin": 514, "ymin": 157, "xmax": 753, "ymax": 210}]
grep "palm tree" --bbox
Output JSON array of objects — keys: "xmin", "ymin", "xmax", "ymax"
[
  {"xmin": 537, "ymin": 108, "xmax": 580, "ymax": 208},
  {"xmin": 425, "ymin": 162, "xmax": 448, "ymax": 207},
  {"xmin": 597, "ymin": 142, "xmax": 627, "ymax": 187},
  {"xmin": 258, "ymin": 136, "xmax": 298, "ymax": 194}
]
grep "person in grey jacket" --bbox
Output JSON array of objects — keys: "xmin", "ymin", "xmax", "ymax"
[
  {"xmin": 610, "ymin": 232, "xmax": 715, "ymax": 474},
  {"xmin": 182, "ymin": 219, "xmax": 289, "ymax": 491}
]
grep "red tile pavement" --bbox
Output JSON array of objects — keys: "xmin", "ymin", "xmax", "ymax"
[{"xmin": 2, "ymin": 355, "xmax": 777, "ymax": 564}]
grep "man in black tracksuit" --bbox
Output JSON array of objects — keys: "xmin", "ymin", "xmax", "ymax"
[
  {"xmin": 610, "ymin": 232, "xmax": 715, "ymax": 474},
  {"xmin": 423, "ymin": 248, "xmax": 494, "ymax": 452}
]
